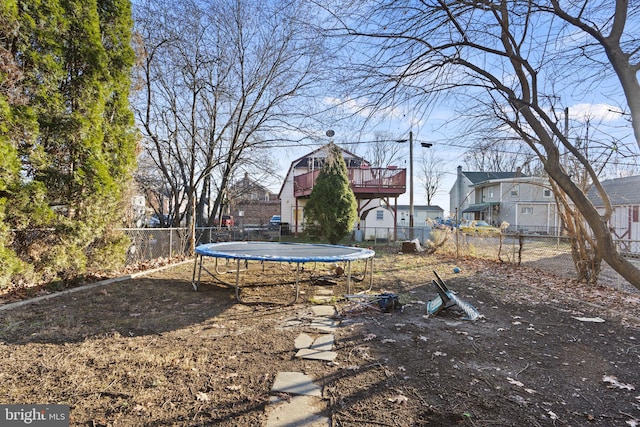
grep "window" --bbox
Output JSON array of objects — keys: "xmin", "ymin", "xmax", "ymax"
[
  {"xmin": 543, "ymin": 189, "xmax": 552, "ymax": 198},
  {"xmin": 511, "ymin": 185, "xmax": 519, "ymax": 197},
  {"xmin": 521, "ymin": 207, "xmax": 533, "ymax": 215},
  {"xmin": 376, "ymin": 210, "xmax": 384, "ymax": 221}
]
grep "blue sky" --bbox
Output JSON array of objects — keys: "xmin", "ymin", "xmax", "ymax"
[
  {"xmin": 265, "ymin": 2, "xmax": 640, "ymax": 217},
  {"xmin": 270, "ymin": 96, "xmax": 634, "ymax": 217}
]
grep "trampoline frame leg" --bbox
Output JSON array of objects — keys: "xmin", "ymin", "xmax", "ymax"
[
  {"xmin": 346, "ymin": 257, "xmax": 374, "ymax": 294},
  {"xmin": 191, "ymin": 255, "xmax": 300, "ymax": 305}
]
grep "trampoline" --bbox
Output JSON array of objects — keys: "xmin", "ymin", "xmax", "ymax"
[{"xmin": 191, "ymin": 241, "xmax": 375, "ymax": 304}]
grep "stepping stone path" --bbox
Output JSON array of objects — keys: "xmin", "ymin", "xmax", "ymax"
[{"xmin": 264, "ymin": 287, "xmax": 338, "ymax": 427}]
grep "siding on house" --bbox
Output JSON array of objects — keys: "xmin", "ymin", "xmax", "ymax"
[
  {"xmin": 449, "ymin": 165, "xmax": 526, "ymax": 215},
  {"xmin": 449, "ymin": 166, "xmax": 559, "ymax": 233},
  {"xmin": 362, "ymin": 206, "xmax": 395, "ymax": 240},
  {"xmin": 395, "ymin": 205, "xmax": 444, "ymax": 226}
]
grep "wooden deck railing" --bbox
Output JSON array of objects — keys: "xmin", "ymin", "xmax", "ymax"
[{"xmin": 293, "ymin": 167, "xmax": 407, "ymax": 197}]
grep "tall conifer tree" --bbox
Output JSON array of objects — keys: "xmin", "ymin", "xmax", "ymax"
[
  {"xmin": 304, "ymin": 143, "xmax": 358, "ymax": 245},
  {"xmin": 0, "ymin": 0, "xmax": 137, "ymax": 285}
]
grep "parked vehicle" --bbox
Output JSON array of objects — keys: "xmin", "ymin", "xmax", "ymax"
[
  {"xmin": 146, "ymin": 214, "xmax": 173, "ymax": 228},
  {"xmin": 213, "ymin": 215, "xmax": 234, "ymax": 227},
  {"xmin": 269, "ymin": 215, "xmax": 281, "ymax": 226},
  {"xmin": 435, "ymin": 218, "xmax": 459, "ymax": 230},
  {"xmin": 459, "ymin": 220, "xmax": 500, "ymax": 235}
]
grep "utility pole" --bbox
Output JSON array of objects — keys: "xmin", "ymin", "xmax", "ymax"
[
  {"xmin": 398, "ymin": 130, "xmax": 431, "ymax": 241},
  {"xmin": 409, "ymin": 130, "xmax": 414, "ymax": 237}
]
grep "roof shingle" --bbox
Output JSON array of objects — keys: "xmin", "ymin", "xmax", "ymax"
[{"xmin": 587, "ymin": 175, "xmax": 640, "ymax": 206}]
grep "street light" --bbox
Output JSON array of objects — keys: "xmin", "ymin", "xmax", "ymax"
[{"xmin": 397, "ymin": 131, "xmax": 432, "ymax": 240}]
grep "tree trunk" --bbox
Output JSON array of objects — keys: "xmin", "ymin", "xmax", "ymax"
[{"xmin": 545, "ymin": 158, "xmax": 640, "ymax": 289}]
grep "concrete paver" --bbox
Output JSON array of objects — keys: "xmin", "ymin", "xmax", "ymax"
[
  {"xmin": 310, "ymin": 334, "xmax": 334, "ymax": 351},
  {"xmin": 309, "ymin": 317, "xmax": 338, "ymax": 332},
  {"xmin": 294, "ymin": 333, "xmax": 315, "ymax": 349},
  {"xmin": 311, "ymin": 305, "xmax": 337, "ymax": 317},
  {"xmin": 311, "ymin": 295, "xmax": 335, "ymax": 303},
  {"xmin": 271, "ymin": 371, "xmax": 322, "ymax": 397},
  {"xmin": 265, "ymin": 395, "xmax": 329, "ymax": 427},
  {"xmin": 295, "ymin": 348, "xmax": 338, "ymax": 361}
]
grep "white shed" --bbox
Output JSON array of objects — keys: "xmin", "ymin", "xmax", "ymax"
[{"xmin": 587, "ymin": 175, "xmax": 640, "ymax": 254}]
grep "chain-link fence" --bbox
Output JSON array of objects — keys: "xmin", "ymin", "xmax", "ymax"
[
  {"xmin": 6, "ymin": 225, "xmax": 638, "ymax": 292},
  {"xmin": 442, "ymin": 231, "xmax": 638, "ymax": 292},
  {"xmin": 122, "ymin": 228, "xmax": 192, "ymax": 265},
  {"xmin": 354, "ymin": 226, "xmax": 638, "ymax": 292},
  {"xmin": 122, "ymin": 226, "xmax": 281, "ymax": 265},
  {"xmin": 450, "ymin": 233, "xmax": 576, "ymax": 272}
]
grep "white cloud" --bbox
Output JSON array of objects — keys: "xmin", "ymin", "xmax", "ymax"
[
  {"xmin": 322, "ymin": 96, "xmax": 412, "ymax": 123},
  {"xmin": 569, "ymin": 103, "xmax": 625, "ymax": 123}
]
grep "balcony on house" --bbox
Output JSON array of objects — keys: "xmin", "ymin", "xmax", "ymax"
[{"xmin": 293, "ymin": 166, "xmax": 407, "ymax": 199}]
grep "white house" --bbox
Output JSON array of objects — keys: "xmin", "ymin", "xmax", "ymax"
[
  {"xmin": 360, "ymin": 206, "xmax": 396, "ymax": 240},
  {"xmin": 395, "ymin": 205, "xmax": 444, "ymax": 226}
]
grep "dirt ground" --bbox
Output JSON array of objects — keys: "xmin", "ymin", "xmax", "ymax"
[{"xmin": 1, "ymin": 249, "xmax": 639, "ymax": 426}]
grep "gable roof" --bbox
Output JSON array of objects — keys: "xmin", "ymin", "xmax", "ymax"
[
  {"xmin": 233, "ymin": 172, "xmax": 277, "ymax": 198},
  {"xmin": 291, "ymin": 143, "xmax": 369, "ymax": 167},
  {"xmin": 462, "ymin": 171, "xmax": 527, "ymax": 185},
  {"xmin": 278, "ymin": 143, "xmax": 370, "ymax": 198},
  {"xmin": 587, "ymin": 175, "xmax": 640, "ymax": 206}
]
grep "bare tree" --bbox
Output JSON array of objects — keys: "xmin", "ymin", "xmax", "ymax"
[
  {"xmin": 362, "ymin": 131, "xmax": 405, "ymax": 167},
  {"xmin": 540, "ymin": 1, "xmax": 640, "ymax": 149},
  {"xmin": 132, "ymin": 0, "xmax": 327, "ymax": 235},
  {"xmin": 418, "ymin": 150, "xmax": 444, "ymax": 206},
  {"xmin": 327, "ymin": 1, "xmax": 640, "ymax": 288},
  {"xmin": 463, "ymin": 139, "xmax": 540, "ymax": 174}
]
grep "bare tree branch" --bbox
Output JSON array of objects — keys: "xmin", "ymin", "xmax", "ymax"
[{"xmin": 328, "ymin": 0, "xmax": 640, "ymax": 288}]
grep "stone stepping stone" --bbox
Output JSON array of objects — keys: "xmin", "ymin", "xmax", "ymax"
[
  {"xmin": 294, "ymin": 333, "xmax": 314, "ymax": 349},
  {"xmin": 271, "ymin": 371, "xmax": 322, "ymax": 397},
  {"xmin": 311, "ymin": 305, "xmax": 337, "ymax": 317},
  {"xmin": 310, "ymin": 334, "xmax": 334, "ymax": 351},
  {"xmin": 294, "ymin": 333, "xmax": 336, "ymax": 361},
  {"xmin": 265, "ymin": 395, "xmax": 329, "ymax": 427},
  {"xmin": 278, "ymin": 319, "xmax": 305, "ymax": 330},
  {"xmin": 295, "ymin": 348, "xmax": 338, "ymax": 361},
  {"xmin": 309, "ymin": 317, "xmax": 338, "ymax": 332},
  {"xmin": 311, "ymin": 295, "xmax": 335, "ymax": 303}
]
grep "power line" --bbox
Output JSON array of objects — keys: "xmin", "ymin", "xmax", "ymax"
[{"xmin": 260, "ymin": 136, "xmax": 639, "ymax": 167}]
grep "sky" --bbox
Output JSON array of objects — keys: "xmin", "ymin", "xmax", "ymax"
[
  {"xmin": 263, "ymin": 2, "xmax": 640, "ymax": 218},
  {"xmin": 268, "ymin": 97, "xmax": 635, "ymax": 218}
]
